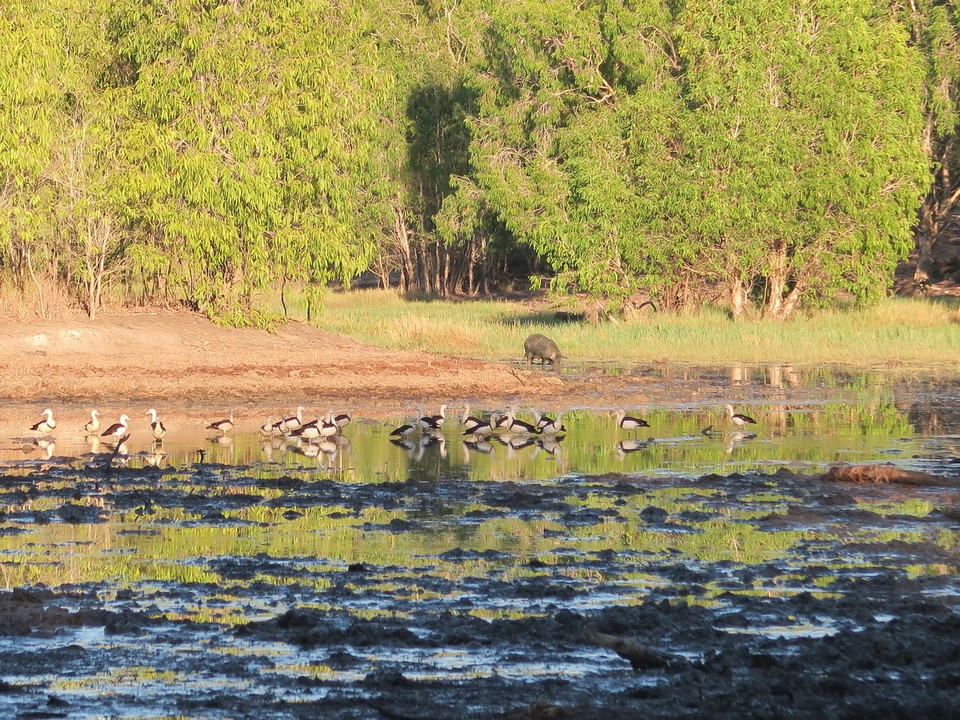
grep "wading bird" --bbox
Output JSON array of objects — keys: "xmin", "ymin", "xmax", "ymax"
[
  {"xmin": 279, "ymin": 406, "xmax": 304, "ymax": 434},
  {"xmin": 30, "ymin": 408, "xmax": 56, "ymax": 435},
  {"xmin": 390, "ymin": 417, "xmax": 418, "ymax": 438},
  {"xmin": 83, "ymin": 409, "xmax": 101, "ymax": 435},
  {"xmin": 463, "ymin": 417, "xmax": 494, "ymax": 438},
  {"xmin": 260, "ymin": 415, "xmax": 280, "ymax": 437},
  {"xmin": 417, "ymin": 406, "xmax": 442, "ymax": 432},
  {"xmin": 294, "ymin": 414, "xmax": 338, "ymax": 442},
  {"xmin": 101, "ymin": 414, "xmax": 131, "ymax": 443},
  {"xmin": 146, "ymin": 408, "xmax": 167, "ymax": 441},
  {"xmin": 500, "ymin": 407, "xmax": 537, "ymax": 435},
  {"xmin": 534, "ymin": 410, "xmax": 566, "ymax": 436},
  {"xmin": 725, "ymin": 404, "xmax": 757, "ymax": 427},
  {"xmin": 615, "ymin": 410, "xmax": 650, "ymax": 433},
  {"xmin": 461, "ymin": 404, "xmax": 487, "ymax": 434},
  {"xmin": 330, "ymin": 410, "xmax": 352, "ymax": 431},
  {"xmin": 206, "ymin": 410, "xmax": 235, "ymax": 436}
]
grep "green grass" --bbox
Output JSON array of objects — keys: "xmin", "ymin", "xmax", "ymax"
[{"xmin": 291, "ymin": 289, "xmax": 960, "ymax": 367}]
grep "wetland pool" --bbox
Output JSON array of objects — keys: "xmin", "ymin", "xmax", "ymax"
[{"xmin": 0, "ymin": 366, "xmax": 959, "ymax": 718}]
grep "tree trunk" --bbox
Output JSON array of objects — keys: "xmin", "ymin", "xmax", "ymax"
[
  {"xmin": 467, "ymin": 236, "xmax": 476, "ymax": 295},
  {"xmin": 915, "ymin": 132, "xmax": 960, "ymax": 285},
  {"xmin": 393, "ymin": 205, "xmax": 415, "ymax": 293},
  {"xmin": 729, "ymin": 275, "xmax": 748, "ymax": 320},
  {"xmin": 25, "ymin": 247, "xmax": 47, "ymax": 320},
  {"xmin": 777, "ymin": 281, "xmax": 804, "ymax": 320},
  {"xmin": 766, "ymin": 241, "xmax": 788, "ymax": 319}
]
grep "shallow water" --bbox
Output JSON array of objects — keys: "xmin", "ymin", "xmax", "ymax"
[
  {"xmin": 0, "ymin": 366, "xmax": 959, "ymax": 717},
  {"xmin": 1, "ymin": 393, "xmax": 952, "ymax": 481}
]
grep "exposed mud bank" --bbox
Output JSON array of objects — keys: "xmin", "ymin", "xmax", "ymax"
[{"xmin": 0, "ymin": 460, "xmax": 958, "ymax": 718}]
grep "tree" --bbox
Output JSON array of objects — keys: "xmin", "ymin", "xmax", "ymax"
[
  {"xmin": 0, "ymin": 0, "xmax": 63, "ymax": 315},
  {"xmin": 106, "ymin": 0, "xmax": 386, "ymax": 323},
  {"xmin": 463, "ymin": 0, "xmax": 685, "ymax": 310},
  {"xmin": 674, "ymin": 0, "xmax": 929, "ymax": 317},
  {"xmin": 49, "ymin": 108, "xmax": 134, "ymax": 321},
  {"xmin": 462, "ymin": 0, "xmax": 930, "ymax": 318},
  {"xmin": 894, "ymin": 0, "xmax": 960, "ymax": 286}
]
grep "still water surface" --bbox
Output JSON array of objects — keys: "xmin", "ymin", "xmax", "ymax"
[{"xmin": 2, "ymin": 389, "xmax": 954, "ymax": 482}]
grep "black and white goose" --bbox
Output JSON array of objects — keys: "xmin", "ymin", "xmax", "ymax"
[
  {"xmin": 294, "ymin": 413, "xmax": 338, "ymax": 442},
  {"xmin": 492, "ymin": 410, "xmax": 512, "ymax": 433},
  {"xmin": 417, "ymin": 406, "xmax": 442, "ymax": 432},
  {"xmin": 83, "ymin": 409, "xmax": 101, "ymax": 435},
  {"xmin": 30, "ymin": 408, "xmax": 56, "ymax": 435},
  {"xmin": 726, "ymin": 404, "xmax": 757, "ymax": 427},
  {"xmin": 461, "ymin": 405, "xmax": 494, "ymax": 437},
  {"xmin": 145, "ymin": 408, "xmax": 167, "ymax": 441},
  {"xmin": 206, "ymin": 410, "xmax": 235, "ymax": 435},
  {"xmin": 279, "ymin": 406, "xmax": 305, "ymax": 434},
  {"xmin": 461, "ymin": 404, "xmax": 484, "ymax": 432},
  {"xmin": 101, "ymin": 414, "xmax": 131, "ymax": 442},
  {"xmin": 260, "ymin": 415, "xmax": 280, "ymax": 437},
  {"xmin": 615, "ymin": 410, "xmax": 650, "ymax": 432},
  {"xmin": 534, "ymin": 411, "xmax": 566, "ymax": 436},
  {"xmin": 390, "ymin": 417, "xmax": 418, "ymax": 438},
  {"xmin": 463, "ymin": 418, "xmax": 494, "ymax": 438},
  {"xmin": 330, "ymin": 410, "xmax": 352, "ymax": 431},
  {"xmin": 501, "ymin": 408, "xmax": 537, "ymax": 435},
  {"xmin": 430, "ymin": 404, "xmax": 447, "ymax": 428}
]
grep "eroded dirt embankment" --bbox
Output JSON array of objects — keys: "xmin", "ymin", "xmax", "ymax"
[{"xmin": 0, "ymin": 310, "xmax": 566, "ymax": 406}]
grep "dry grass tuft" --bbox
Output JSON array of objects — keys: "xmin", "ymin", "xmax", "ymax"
[{"xmin": 0, "ymin": 276, "xmax": 79, "ymax": 322}]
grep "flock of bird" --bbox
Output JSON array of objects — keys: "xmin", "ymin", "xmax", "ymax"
[
  {"xmin": 24, "ymin": 406, "xmax": 354, "ymax": 445},
  {"xmin": 21, "ymin": 402, "xmax": 759, "ymax": 460},
  {"xmin": 30, "ymin": 407, "xmax": 166, "ymax": 444},
  {"xmin": 385, "ymin": 402, "xmax": 758, "ymax": 456}
]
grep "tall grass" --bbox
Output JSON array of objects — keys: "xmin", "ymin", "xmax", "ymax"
[{"xmin": 288, "ymin": 288, "xmax": 960, "ymax": 367}]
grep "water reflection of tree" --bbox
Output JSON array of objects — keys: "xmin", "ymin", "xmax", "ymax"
[{"xmin": 894, "ymin": 378, "xmax": 960, "ymax": 434}]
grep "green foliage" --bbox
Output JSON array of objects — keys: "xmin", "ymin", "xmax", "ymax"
[
  {"xmin": 105, "ymin": 0, "xmax": 384, "ymax": 321},
  {"xmin": 463, "ymin": 0, "xmax": 930, "ymax": 317},
  {"xmin": 0, "ymin": 0, "xmax": 954, "ymax": 322},
  {"xmin": 0, "ymin": 0, "xmax": 64, "ymax": 279},
  {"xmin": 674, "ymin": 0, "xmax": 929, "ymax": 311},
  {"xmin": 893, "ymin": 0, "xmax": 960, "ymax": 278}
]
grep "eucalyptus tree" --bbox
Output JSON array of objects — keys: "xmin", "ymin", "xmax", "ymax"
[
  {"xmin": 674, "ymin": 0, "xmax": 929, "ymax": 317},
  {"xmin": 0, "ymin": 1, "xmax": 63, "ymax": 311},
  {"xmin": 47, "ymin": 1, "xmax": 142, "ymax": 321},
  {"xmin": 0, "ymin": 0, "xmax": 134, "ymax": 319},
  {"xmin": 893, "ymin": 0, "xmax": 960, "ymax": 285},
  {"xmin": 462, "ymin": 0, "xmax": 685, "ymax": 311},
  {"xmin": 106, "ymin": 0, "xmax": 386, "ymax": 323},
  {"xmin": 464, "ymin": 0, "xmax": 929, "ymax": 317},
  {"xmin": 363, "ymin": 0, "xmax": 506, "ymax": 296}
]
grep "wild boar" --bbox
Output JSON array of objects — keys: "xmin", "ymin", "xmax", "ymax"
[{"xmin": 524, "ymin": 333, "xmax": 563, "ymax": 367}]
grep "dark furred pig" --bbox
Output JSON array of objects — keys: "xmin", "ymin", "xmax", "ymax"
[{"xmin": 524, "ymin": 333, "xmax": 563, "ymax": 367}]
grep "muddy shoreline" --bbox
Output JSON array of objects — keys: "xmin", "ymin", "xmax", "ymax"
[{"xmin": 0, "ymin": 458, "xmax": 958, "ymax": 718}]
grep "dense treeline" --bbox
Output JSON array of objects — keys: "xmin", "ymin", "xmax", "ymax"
[{"xmin": 1, "ymin": 0, "xmax": 957, "ymax": 323}]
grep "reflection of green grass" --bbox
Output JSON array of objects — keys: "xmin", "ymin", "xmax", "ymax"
[
  {"xmin": 304, "ymin": 289, "xmax": 960, "ymax": 367},
  {"xmin": 55, "ymin": 667, "xmax": 182, "ymax": 690},
  {"xmin": 859, "ymin": 498, "xmax": 935, "ymax": 517}
]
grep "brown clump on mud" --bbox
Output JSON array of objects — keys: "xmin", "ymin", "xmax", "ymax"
[
  {"xmin": 584, "ymin": 626, "xmax": 682, "ymax": 671},
  {"xmin": 816, "ymin": 463, "xmax": 960, "ymax": 487}
]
